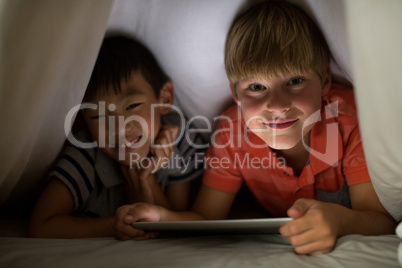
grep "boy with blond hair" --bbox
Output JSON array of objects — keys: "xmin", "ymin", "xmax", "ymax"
[{"xmin": 112, "ymin": 1, "xmax": 396, "ymax": 254}]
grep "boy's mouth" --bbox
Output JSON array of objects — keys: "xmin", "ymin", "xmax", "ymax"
[
  {"xmin": 120, "ymin": 135, "xmax": 142, "ymax": 149},
  {"xmin": 264, "ymin": 119, "xmax": 298, "ymax": 130}
]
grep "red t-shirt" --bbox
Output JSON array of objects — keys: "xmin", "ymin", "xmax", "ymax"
[{"xmin": 203, "ymin": 84, "xmax": 371, "ymax": 216}]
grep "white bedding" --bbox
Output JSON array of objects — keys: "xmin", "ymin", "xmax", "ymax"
[
  {"xmin": 1, "ymin": 236, "xmax": 400, "ymax": 268},
  {"xmin": 0, "ymin": 220, "xmax": 400, "ymax": 268}
]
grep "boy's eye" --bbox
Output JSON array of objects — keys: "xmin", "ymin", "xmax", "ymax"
[
  {"xmin": 90, "ymin": 114, "xmax": 105, "ymax": 120},
  {"xmin": 249, "ymin": 83, "xmax": 266, "ymax": 91},
  {"xmin": 287, "ymin": 77, "xmax": 304, "ymax": 86},
  {"xmin": 126, "ymin": 103, "xmax": 141, "ymax": 111}
]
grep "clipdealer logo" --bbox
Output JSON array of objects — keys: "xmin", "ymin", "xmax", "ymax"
[{"xmin": 64, "ymin": 102, "xmax": 339, "ymax": 168}]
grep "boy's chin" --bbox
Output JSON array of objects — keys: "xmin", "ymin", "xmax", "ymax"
[
  {"xmin": 118, "ymin": 159, "xmax": 134, "ymax": 167},
  {"xmin": 265, "ymin": 138, "xmax": 302, "ymax": 151},
  {"xmin": 122, "ymin": 152, "xmax": 150, "ymax": 165},
  {"xmin": 110, "ymin": 150, "xmax": 149, "ymax": 166}
]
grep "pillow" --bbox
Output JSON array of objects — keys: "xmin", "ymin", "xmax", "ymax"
[
  {"xmin": 397, "ymin": 222, "xmax": 402, "ymax": 266},
  {"xmin": 344, "ymin": 0, "xmax": 402, "ymax": 221}
]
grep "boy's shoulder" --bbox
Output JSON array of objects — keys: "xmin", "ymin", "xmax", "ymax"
[
  {"xmin": 325, "ymin": 83, "xmax": 358, "ymax": 118},
  {"xmin": 221, "ymin": 104, "xmax": 240, "ymax": 116},
  {"xmin": 57, "ymin": 130, "xmax": 122, "ymax": 188},
  {"xmin": 218, "ymin": 105, "xmax": 242, "ymax": 125},
  {"xmin": 61, "ymin": 130, "xmax": 97, "ymax": 163},
  {"xmin": 51, "ymin": 130, "xmax": 124, "ymax": 211}
]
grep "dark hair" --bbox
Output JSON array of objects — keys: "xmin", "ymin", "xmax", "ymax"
[{"xmin": 84, "ymin": 36, "xmax": 170, "ymax": 101}]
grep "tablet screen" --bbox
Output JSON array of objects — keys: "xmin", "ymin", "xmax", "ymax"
[{"xmin": 132, "ymin": 218, "xmax": 291, "ymax": 235}]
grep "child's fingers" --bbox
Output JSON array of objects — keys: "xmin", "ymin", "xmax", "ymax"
[
  {"xmin": 151, "ymin": 146, "xmax": 171, "ymax": 172},
  {"xmin": 153, "ymin": 125, "xmax": 178, "ymax": 155},
  {"xmin": 113, "ymin": 203, "xmax": 162, "ymax": 240},
  {"xmin": 280, "ymin": 217, "xmax": 312, "ymax": 237},
  {"xmin": 159, "ymin": 125, "xmax": 179, "ymax": 144},
  {"xmin": 166, "ymin": 125, "xmax": 179, "ymax": 141},
  {"xmin": 151, "ymin": 141, "xmax": 173, "ymax": 173},
  {"xmin": 294, "ymin": 240, "xmax": 333, "ymax": 255},
  {"xmin": 133, "ymin": 231, "xmax": 160, "ymax": 241},
  {"xmin": 160, "ymin": 126, "xmax": 175, "ymax": 145},
  {"xmin": 282, "ymin": 224, "xmax": 315, "ymax": 246},
  {"xmin": 150, "ymin": 125, "xmax": 179, "ymax": 173},
  {"xmin": 112, "ymin": 205, "xmax": 144, "ymax": 240},
  {"xmin": 154, "ymin": 126, "xmax": 173, "ymax": 148},
  {"xmin": 289, "ymin": 230, "xmax": 335, "ymax": 255},
  {"xmin": 126, "ymin": 202, "xmax": 162, "ymax": 222},
  {"xmin": 115, "ymin": 223, "xmax": 158, "ymax": 241},
  {"xmin": 154, "ymin": 136, "xmax": 173, "ymax": 159},
  {"xmin": 115, "ymin": 227, "xmax": 146, "ymax": 241},
  {"xmin": 282, "ymin": 200, "xmax": 329, "ymax": 237},
  {"xmin": 287, "ymin": 198, "xmax": 316, "ymax": 219},
  {"xmin": 281, "ymin": 202, "xmax": 337, "ymax": 255}
]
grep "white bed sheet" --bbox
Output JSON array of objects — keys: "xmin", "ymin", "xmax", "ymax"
[{"xmin": 0, "ymin": 220, "xmax": 400, "ymax": 268}]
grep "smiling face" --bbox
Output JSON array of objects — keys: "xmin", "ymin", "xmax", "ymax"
[
  {"xmin": 233, "ymin": 69, "xmax": 330, "ymax": 150},
  {"xmin": 81, "ymin": 71, "xmax": 172, "ymax": 166}
]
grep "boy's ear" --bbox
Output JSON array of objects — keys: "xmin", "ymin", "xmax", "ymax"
[
  {"xmin": 322, "ymin": 65, "xmax": 332, "ymax": 96},
  {"xmin": 158, "ymin": 81, "xmax": 174, "ymax": 115},
  {"xmin": 230, "ymin": 84, "xmax": 241, "ymax": 106}
]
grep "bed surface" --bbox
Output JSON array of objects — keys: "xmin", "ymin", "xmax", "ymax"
[{"xmin": 0, "ymin": 219, "xmax": 400, "ymax": 268}]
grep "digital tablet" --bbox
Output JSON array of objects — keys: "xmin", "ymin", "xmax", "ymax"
[{"xmin": 131, "ymin": 218, "xmax": 292, "ymax": 235}]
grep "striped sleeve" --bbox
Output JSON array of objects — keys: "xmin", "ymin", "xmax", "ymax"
[{"xmin": 49, "ymin": 144, "xmax": 97, "ymax": 211}]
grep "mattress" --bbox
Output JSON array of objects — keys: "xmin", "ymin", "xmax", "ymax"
[{"xmin": 0, "ymin": 219, "xmax": 400, "ymax": 268}]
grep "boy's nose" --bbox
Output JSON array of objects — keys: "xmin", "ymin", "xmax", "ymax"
[
  {"xmin": 266, "ymin": 91, "xmax": 291, "ymax": 115},
  {"xmin": 114, "ymin": 116, "xmax": 136, "ymax": 137}
]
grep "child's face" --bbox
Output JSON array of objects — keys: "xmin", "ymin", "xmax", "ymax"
[
  {"xmin": 233, "ymin": 69, "xmax": 330, "ymax": 150},
  {"xmin": 82, "ymin": 71, "xmax": 170, "ymax": 166}
]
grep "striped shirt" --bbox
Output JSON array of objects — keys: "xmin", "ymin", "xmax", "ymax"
[{"xmin": 51, "ymin": 111, "xmax": 205, "ymax": 217}]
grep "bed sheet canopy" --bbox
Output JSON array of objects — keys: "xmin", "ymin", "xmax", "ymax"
[{"xmin": 0, "ymin": 0, "xmax": 401, "ymax": 222}]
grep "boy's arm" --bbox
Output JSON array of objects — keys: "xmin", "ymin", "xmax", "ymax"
[
  {"xmin": 280, "ymin": 181, "xmax": 396, "ymax": 255},
  {"xmin": 165, "ymin": 181, "xmax": 191, "ymax": 211},
  {"xmin": 121, "ymin": 125, "xmax": 179, "ymax": 209},
  {"xmin": 338, "ymin": 181, "xmax": 396, "ymax": 235},
  {"xmin": 121, "ymin": 165, "xmax": 172, "ymax": 209},
  {"xmin": 112, "ymin": 184, "xmax": 237, "ymax": 240},
  {"xmin": 28, "ymin": 179, "xmax": 115, "ymax": 238}
]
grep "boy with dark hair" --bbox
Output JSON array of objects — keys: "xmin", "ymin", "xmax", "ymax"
[{"xmin": 28, "ymin": 36, "xmax": 204, "ymax": 238}]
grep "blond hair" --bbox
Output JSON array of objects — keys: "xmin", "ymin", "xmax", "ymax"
[{"xmin": 225, "ymin": 1, "xmax": 330, "ymax": 86}]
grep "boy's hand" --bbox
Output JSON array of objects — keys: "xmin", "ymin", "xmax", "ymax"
[
  {"xmin": 111, "ymin": 202, "xmax": 161, "ymax": 241},
  {"xmin": 150, "ymin": 125, "xmax": 179, "ymax": 173},
  {"xmin": 120, "ymin": 165, "xmax": 155, "ymax": 204},
  {"xmin": 279, "ymin": 199, "xmax": 340, "ymax": 255}
]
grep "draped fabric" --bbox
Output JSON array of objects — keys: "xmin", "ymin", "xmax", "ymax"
[{"xmin": 0, "ymin": 0, "xmax": 114, "ymax": 210}]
